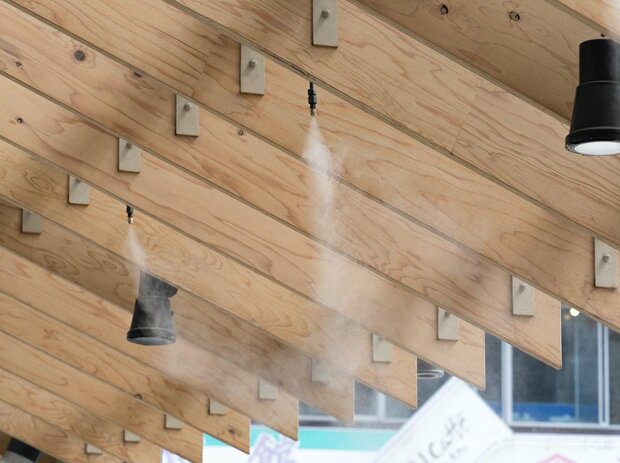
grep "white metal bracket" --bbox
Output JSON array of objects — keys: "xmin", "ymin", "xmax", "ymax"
[
  {"xmin": 594, "ymin": 238, "xmax": 618, "ymax": 288},
  {"xmin": 21, "ymin": 209, "xmax": 42, "ymax": 234},
  {"xmin": 208, "ymin": 398, "xmax": 228, "ymax": 416},
  {"xmin": 313, "ymin": 0, "xmax": 339, "ymax": 47},
  {"xmin": 85, "ymin": 444, "xmax": 102, "ymax": 455},
  {"xmin": 311, "ymin": 358, "xmax": 331, "ymax": 383},
  {"xmin": 258, "ymin": 379, "xmax": 278, "ymax": 400},
  {"xmin": 68, "ymin": 175, "xmax": 90, "ymax": 205},
  {"xmin": 175, "ymin": 95, "xmax": 199, "ymax": 137},
  {"xmin": 240, "ymin": 45, "xmax": 265, "ymax": 95},
  {"xmin": 371, "ymin": 334, "xmax": 393, "ymax": 363},
  {"xmin": 511, "ymin": 276, "xmax": 534, "ymax": 316},
  {"xmin": 164, "ymin": 414, "xmax": 183, "ymax": 430},
  {"xmin": 437, "ymin": 307, "xmax": 459, "ymax": 341},
  {"xmin": 123, "ymin": 430, "xmax": 141, "ymax": 443},
  {"xmin": 118, "ymin": 138, "xmax": 141, "ymax": 173}
]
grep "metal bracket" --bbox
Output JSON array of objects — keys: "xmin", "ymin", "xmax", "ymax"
[
  {"xmin": 313, "ymin": 0, "xmax": 339, "ymax": 47},
  {"xmin": 371, "ymin": 334, "xmax": 393, "ymax": 363},
  {"xmin": 123, "ymin": 430, "xmax": 141, "ymax": 443},
  {"xmin": 240, "ymin": 45, "xmax": 265, "ymax": 95},
  {"xmin": 594, "ymin": 238, "xmax": 618, "ymax": 288},
  {"xmin": 437, "ymin": 307, "xmax": 459, "ymax": 341},
  {"xmin": 118, "ymin": 138, "xmax": 141, "ymax": 173},
  {"xmin": 208, "ymin": 398, "xmax": 228, "ymax": 416},
  {"xmin": 175, "ymin": 95, "xmax": 199, "ymax": 137},
  {"xmin": 511, "ymin": 276, "xmax": 534, "ymax": 316},
  {"xmin": 85, "ymin": 444, "xmax": 102, "ymax": 455},
  {"xmin": 68, "ymin": 175, "xmax": 90, "ymax": 205},
  {"xmin": 258, "ymin": 379, "xmax": 278, "ymax": 400},
  {"xmin": 311, "ymin": 358, "xmax": 331, "ymax": 383},
  {"xmin": 21, "ymin": 209, "xmax": 42, "ymax": 234},
  {"xmin": 164, "ymin": 414, "xmax": 183, "ymax": 430}
]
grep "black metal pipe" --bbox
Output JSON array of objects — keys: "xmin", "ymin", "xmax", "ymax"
[{"xmin": 308, "ymin": 82, "xmax": 317, "ymax": 116}]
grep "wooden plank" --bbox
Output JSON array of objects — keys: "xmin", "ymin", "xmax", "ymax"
[
  {"xmin": 0, "ymin": 0, "xmax": 475, "ymax": 384},
  {"xmin": 553, "ymin": 0, "xmax": 620, "ymax": 36},
  {"xmin": 0, "ymin": 368, "xmax": 161, "ymax": 463},
  {"xmin": 0, "ymin": 138, "xmax": 419, "ymax": 407},
  {"xmin": 0, "ymin": 203, "xmax": 354, "ymax": 424},
  {"xmin": 0, "ymin": 288, "xmax": 251, "ymax": 452},
  {"xmin": 0, "ymin": 331, "xmax": 203, "ymax": 463},
  {"xmin": 0, "ymin": 248, "xmax": 294, "ymax": 442},
  {"xmin": 0, "ymin": 5, "xmax": 551, "ymax": 377},
  {"xmin": 355, "ymin": 0, "xmax": 596, "ymax": 119},
  {"xmin": 2, "ymin": 0, "xmax": 607, "ymax": 347},
  {"xmin": 0, "ymin": 399, "xmax": 120, "ymax": 463}
]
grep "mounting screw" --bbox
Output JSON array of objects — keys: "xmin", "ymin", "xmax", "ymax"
[
  {"xmin": 15, "ymin": 61, "xmax": 22, "ymax": 68},
  {"xmin": 237, "ymin": 129, "xmax": 245, "ymax": 136},
  {"xmin": 321, "ymin": 8, "xmax": 331, "ymax": 18},
  {"xmin": 248, "ymin": 58, "xmax": 258, "ymax": 68},
  {"xmin": 133, "ymin": 70, "xmax": 143, "ymax": 78},
  {"xmin": 440, "ymin": 4, "xmax": 449, "ymax": 15},
  {"xmin": 126, "ymin": 142, "xmax": 133, "ymax": 149},
  {"xmin": 183, "ymin": 102, "xmax": 192, "ymax": 111},
  {"xmin": 509, "ymin": 11, "xmax": 521, "ymax": 21},
  {"xmin": 519, "ymin": 282, "xmax": 527, "ymax": 291},
  {"xmin": 74, "ymin": 50, "xmax": 86, "ymax": 62},
  {"xmin": 16, "ymin": 117, "xmax": 23, "ymax": 124},
  {"xmin": 603, "ymin": 253, "xmax": 612, "ymax": 263}
]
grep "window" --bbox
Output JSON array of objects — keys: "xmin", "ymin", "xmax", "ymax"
[
  {"xmin": 609, "ymin": 330, "xmax": 620, "ymax": 424},
  {"xmin": 479, "ymin": 334, "xmax": 502, "ymax": 415},
  {"xmin": 512, "ymin": 307, "xmax": 599, "ymax": 423}
]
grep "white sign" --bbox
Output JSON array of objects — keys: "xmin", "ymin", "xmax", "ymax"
[{"xmin": 373, "ymin": 378, "xmax": 511, "ymax": 463}]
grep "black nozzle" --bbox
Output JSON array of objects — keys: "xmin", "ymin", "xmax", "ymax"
[
  {"xmin": 308, "ymin": 82, "xmax": 317, "ymax": 116},
  {"xmin": 126, "ymin": 205, "xmax": 134, "ymax": 224}
]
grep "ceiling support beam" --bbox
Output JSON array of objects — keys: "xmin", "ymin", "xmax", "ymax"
[
  {"xmin": 0, "ymin": 399, "xmax": 121, "ymax": 463},
  {"xmin": 0, "ymin": 245, "xmax": 297, "ymax": 442},
  {"xmin": 0, "ymin": 287, "xmax": 252, "ymax": 452},
  {"xmin": 0, "ymin": 1, "xmax": 487, "ymax": 382},
  {"xmin": 0, "ymin": 330, "xmax": 203, "ymax": 462},
  {"xmin": 0, "ymin": 368, "xmax": 162, "ymax": 463},
  {"xmin": 0, "ymin": 203, "xmax": 355, "ymax": 424},
  {"xmin": 5, "ymin": 0, "xmax": 618, "ymax": 347}
]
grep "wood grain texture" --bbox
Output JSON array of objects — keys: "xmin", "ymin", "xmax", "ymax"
[
  {"xmin": 0, "ymin": 368, "xmax": 162, "ymax": 463},
  {"xmin": 553, "ymin": 0, "xmax": 620, "ymax": 36},
  {"xmin": 0, "ymin": 141, "xmax": 417, "ymax": 408},
  {"xmin": 0, "ymin": 0, "xmax": 481, "ymax": 384},
  {"xmin": 0, "ymin": 203, "xmax": 354, "ymax": 424},
  {"xmin": 356, "ymin": 0, "xmax": 597, "ymax": 119},
  {"xmin": 0, "ymin": 399, "xmax": 121, "ymax": 463},
  {"xmin": 0, "ymin": 247, "xmax": 295, "ymax": 442},
  {"xmin": 3, "ymin": 0, "xmax": 612, "ymax": 346},
  {"xmin": 0, "ymin": 331, "xmax": 203, "ymax": 462},
  {"xmin": 0, "ymin": 289, "xmax": 251, "ymax": 451}
]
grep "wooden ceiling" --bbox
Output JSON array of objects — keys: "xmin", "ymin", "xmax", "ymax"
[{"xmin": 0, "ymin": 0, "xmax": 617, "ymax": 461}]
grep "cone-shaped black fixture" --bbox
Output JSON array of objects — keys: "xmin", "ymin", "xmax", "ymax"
[
  {"xmin": 566, "ymin": 39, "xmax": 620, "ymax": 155},
  {"xmin": 127, "ymin": 271, "xmax": 177, "ymax": 345},
  {"xmin": 417, "ymin": 359, "xmax": 444, "ymax": 380},
  {"xmin": 3, "ymin": 439, "xmax": 41, "ymax": 463}
]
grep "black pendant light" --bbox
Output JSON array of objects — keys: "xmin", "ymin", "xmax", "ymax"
[
  {"xmin": 127, "ymin": 271, "xmax": 177, "ymax": 346},
  {"xmin": 3, "ymin": 439, "xmax": 41, "ymax": 463},
  {"xmin": 566, "ymin": 39, "xmax": 620, "ymax": 155}
]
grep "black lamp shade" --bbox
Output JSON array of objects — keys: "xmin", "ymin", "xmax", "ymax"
[
  {"xmin": 127, "ymin": 272, "xmax": 177, "ymax": 346},
  {"xmin": 3, "ymin": 439, "xmax": 41, "ymax": 463},
  {"xmin": 417, "ymin": 359, "xmax": 444, "ymax": 380},
  {"xmin": 566, "ymin": 39, "xmax": 620, "ymax": 155}
]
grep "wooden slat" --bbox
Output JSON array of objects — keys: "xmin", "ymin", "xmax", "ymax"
[
  {"xmin": 0, "ymin": 288, "xmax": 251, "ymax": 452},
  {"xmin": 0, "ymin": 203, "xmax": 354, "ymax": 424},
  {"xmin": 0, "ymin": 399, "xmax": 121, "ymax": 463},
  {"xmin": 4, "ymin": 0, "xmax": 612, "ymax": 345},
  {"xmin": 356, "ymin": 0, "xmax": 597, "ymax": 119},
  {"xmin": 0, "ymin": 137, "xmax": 418, "ymax": 407},
  {"xmin": 0, "ymin": 331, "xmax": 203, "ymax": 462},
  {"xmin": 553, "ymin": 0, "xmax": 620, "ymax": 36},
  {"xmin": 0, "ymin": 247, "xmax": 295, "ymax": 442},
  {"xmin": 0, "ymin": 368, "xmax": 162, "ymax": 463},
  {"xmin": 0, "ymin": 0, "xmax": 483, "ymax": 382}
]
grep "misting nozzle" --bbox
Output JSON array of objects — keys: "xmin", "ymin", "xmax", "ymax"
[
  {"xmin": 126, "ymin": 205, "xmax": 134, "ymax": 224},
  {"xmin": 308, "ymin": 82, "xmax": 317, "ymax": 117}
]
